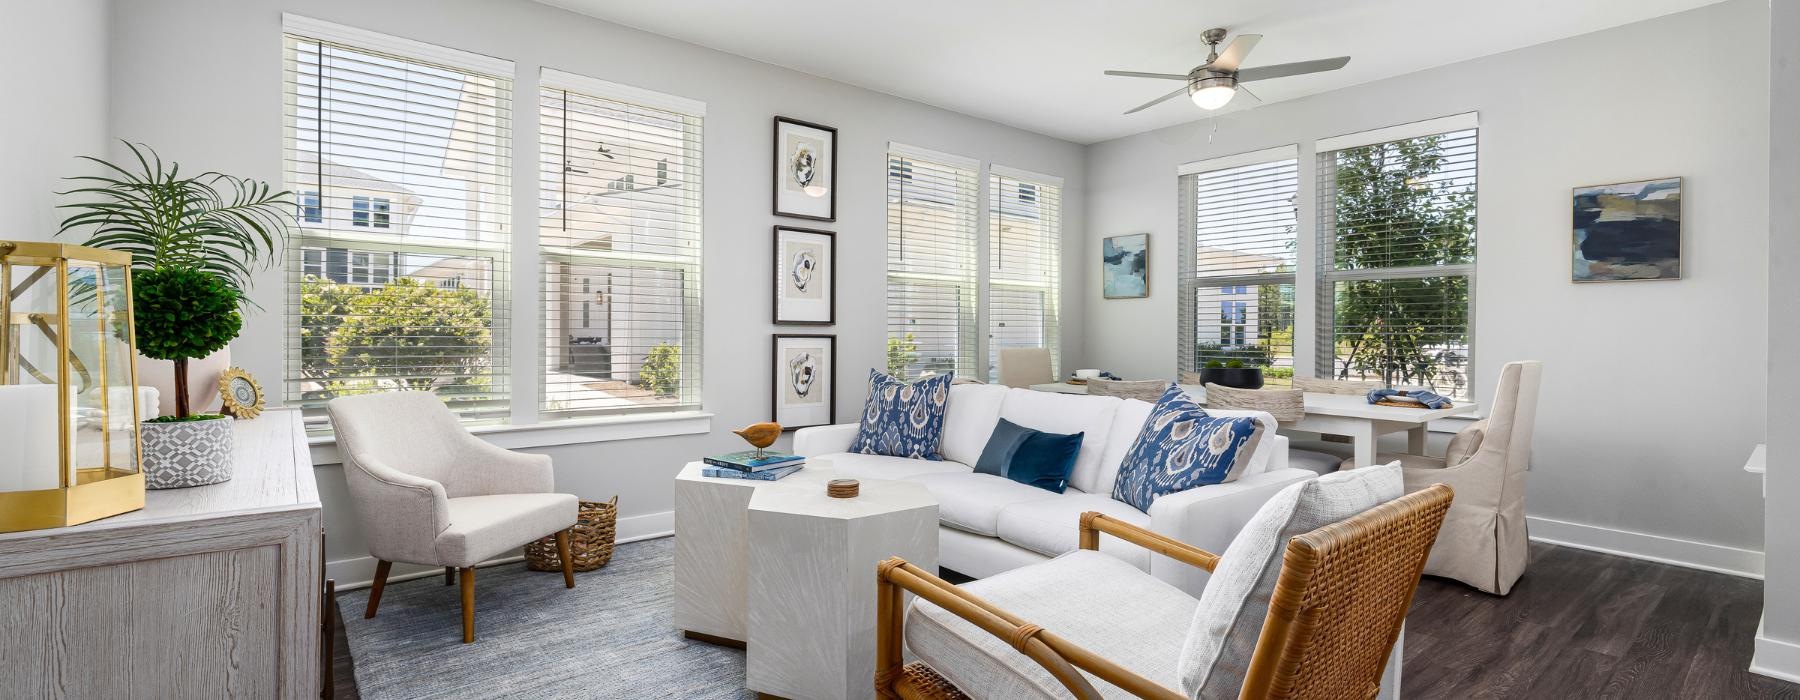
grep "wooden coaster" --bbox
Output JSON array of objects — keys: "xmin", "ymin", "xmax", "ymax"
[{"xmin": 827, "ymin": 479, "xmax": 859, "ymax": 498}]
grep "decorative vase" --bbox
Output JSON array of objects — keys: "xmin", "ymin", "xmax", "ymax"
[
  {"xmin": 140, "ymin": 417, "xmax": 235, "ymax": 489},
  {"xmin": 1198, "ymin": 367, "xmax": 1265, "ymax": 390},
  {"xmin": 139, "ymin": 346, "xmax": 231, "ymax": 417}
]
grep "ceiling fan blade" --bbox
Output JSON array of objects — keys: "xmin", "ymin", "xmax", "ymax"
[
  {"xmin": 1206, "ymin": 34, "xmax": 1262, "ymax": 72},
  {"xmin": 1124, "ymin": 86, "xmax": 1189, "ymax": 115},
  {"xmin": 1231, "ymin": 83, "xmax": 1262, "ymax": 107},
  {"xmin": 1104, "ymin": 70, "xmax": 1192, "ymax": 81},
  {"xmin": 1236, "ymin": 56, "xmax": 1351, "ymax": 82}
]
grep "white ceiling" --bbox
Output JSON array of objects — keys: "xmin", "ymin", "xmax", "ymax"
[{"xmin": 538, "ymin": 0, "xmax": 1724, "ymax": 144}]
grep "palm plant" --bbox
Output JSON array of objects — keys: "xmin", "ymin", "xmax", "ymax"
[{"xmin": 58, "ymin": 141, "xmax": 289, "ymax": 298}]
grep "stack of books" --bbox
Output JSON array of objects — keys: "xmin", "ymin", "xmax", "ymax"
[{"xmin": 701, "ymin": 450, "xmax": 805, "ymax": 481}]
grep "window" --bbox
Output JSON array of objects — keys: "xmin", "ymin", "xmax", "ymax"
[
  {"xmin": 284, "ymin": 20, "xmax": 513, "ymax": 432},
  {"xmin": 1178, "ymin": 146, "xmax": 1299, "ymax": 382},
  {"xmin": 1316, "ymin": 115, "xmax": 1476, "ymax": 398},
  {"xmin": 298, "ymin": 190, "xmax": 322, "ymax": 223},
  {"xmin": 987, "ymin": 166, "xmax": 1061, "ymax": 382},
  {"xmin": 539, "ymin": 70, "xmax": 703, "ymax": 418},
  {"xmin": 886, "ymin": 145, "xmax": 979, "ymax": 380}
]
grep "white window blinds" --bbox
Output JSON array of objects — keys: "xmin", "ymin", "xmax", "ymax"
[
  {"xmin": 284, "ymin": 25, "xmax": 512, "ymax": 432},
  {"xmin": 1178, "ymin": 149, "xmax": 1299, "ymax": 382},
  {"xmin": 987, "ymin": 168, "xmax": 1061, "ymax": 383},
  {"xmin": 538, "ymin": 73, "xmax": 703, "ymax": 418},
  {"xmin": 886, "ymin": 146, "xmax": 978, "ymax": 381},
  {"xmin": 1316, "ymin": 120, "xmax": 1476, "ymax": 398}
]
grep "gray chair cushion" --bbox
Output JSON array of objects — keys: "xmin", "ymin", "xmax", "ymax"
[
  {"xmin": 434, "ymin": 493, "xmax": 578, "ymax": 567},
  {"xmin": 1286, "ymin": 448, "xmax": 1344, "ymax": 476},
  {"xmin": 1176, "ymin": 463, "xmax": 1403, "ymax": 698},
  {"xmin": 907, "ymin": 550, "xmax": 1197, "ymax": 699}
]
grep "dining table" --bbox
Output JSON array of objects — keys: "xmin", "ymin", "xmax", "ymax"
[{"xmin": 1027, "ymin": 381, "xmax": 1477, "ymax": 467}]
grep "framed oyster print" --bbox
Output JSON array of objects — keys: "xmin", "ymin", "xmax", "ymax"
[
  {"xmin": 773, "ymin": 116, "xmax": 837, "ymax": 221},
  {"xmin": 773, "ymin": 226, "xmax": 836, "ymax": 325},
  {"xmin": 772, "ymin": 334, "xmax": 836, "ymax": 429}
]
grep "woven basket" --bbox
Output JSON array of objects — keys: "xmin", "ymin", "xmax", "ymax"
[{"xmin": 525, "ymin": 496, "xmax": 618, "ymax": 572}]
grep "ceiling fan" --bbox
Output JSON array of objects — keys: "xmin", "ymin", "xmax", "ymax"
[{"xmin": 1105, "ymin": 28, "xmax": 1351, "ymax": 114}]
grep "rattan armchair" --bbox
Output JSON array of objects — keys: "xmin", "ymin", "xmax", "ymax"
[{"xmin": 875, "ymin": 485, "xmax": 1454, "ymax": 699}]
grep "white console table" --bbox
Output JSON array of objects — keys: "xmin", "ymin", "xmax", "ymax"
[{"xmin": 0, "ymin": 409, "xmax": 323, "ymax": 698}]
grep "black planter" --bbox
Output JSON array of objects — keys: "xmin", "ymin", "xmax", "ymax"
[{"xmin": 1198, "ymin": 367, "xmax": 1264, "ymax": 389}]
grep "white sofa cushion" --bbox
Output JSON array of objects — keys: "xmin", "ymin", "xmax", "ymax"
[
  {"xmin": 907, "ymin": 550, "xmax": 1196, "ymax": 699},
  {"xmin": 998, "ymin": 388, "xmax": 1121, "ymax": 495},
  {"xmin": 824, "ymin": 453, "xmax": 972, "ymax": 481},
  {"xmin": 908, "ymin": 472, "xmax": 1061, "ymax": 537},
  {"xmin": 941, "ymin": 383, "xmax": 1009, "ymax": 465},
  {"xmin": 1177, "ymin": 463, "xmax": 1403, "ymax": 698},
  {"xmin": 994, "ymin": 492, "xmax": 1154, "ymax": 572}
]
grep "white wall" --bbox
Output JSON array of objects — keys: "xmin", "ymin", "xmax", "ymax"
[
  {"xmin": 1083, "ymin": 0, "xmax": 1769, "ymax": 566},
  {"xmin": 0, "ymin": 0, "xmax": 109, "ymax": 242},
  {"xmin": 102, "ymin": 0, "xmax": 1086, "ymax": 580}
]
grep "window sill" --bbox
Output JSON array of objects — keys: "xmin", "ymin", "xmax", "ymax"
[{"xmin": 309, "ymin": 410, "xmax": 713, "ymax": 466}]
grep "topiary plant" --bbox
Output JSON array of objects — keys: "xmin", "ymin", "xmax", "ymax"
[
  {"xmin": 1225, "ymin": 359, "xmax": 1246, "ymax": 369},
  {"xmin": 1204, "ymin": 360, "xmax": 1225, "ymax": 369},
  {"xmin": 132, "ymin": 268, "xmax": 243, "ymax": 417}
]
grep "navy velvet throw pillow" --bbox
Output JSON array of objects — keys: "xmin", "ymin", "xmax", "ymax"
[{"xmin": 975, "ymin": 418, "xmax": 1082, "ymax": 493}]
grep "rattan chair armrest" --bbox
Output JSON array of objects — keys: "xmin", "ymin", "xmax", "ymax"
[
  {"xmin": 1079, "ymin": 511, "xmax": 1221, "ymax": 572},
  {"xmin": 875, "ymin": 557, "xmax": 1185, "ymax": 700}
]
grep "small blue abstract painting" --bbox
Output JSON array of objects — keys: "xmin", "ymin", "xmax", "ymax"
[
  {"xmin": 1103, "ymin": 233, "xmax": 1148, "ymax": 298},
  {"xmin": 1572, "ymin": 177, "xmax": 1681, "ymax": 282}
]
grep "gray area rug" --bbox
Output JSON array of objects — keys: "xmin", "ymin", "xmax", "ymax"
[{"xmin": 338, "ymin": 537, "xmax": 754, "ymax": 699}]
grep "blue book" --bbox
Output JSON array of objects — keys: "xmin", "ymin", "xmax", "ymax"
[
  {"xmin": 704, "ymin": 450, "xmax": 805, "ymax": 472},
  {"xmin": 702, "ymin": 464, "xmax": 804, "ymax": 481}
]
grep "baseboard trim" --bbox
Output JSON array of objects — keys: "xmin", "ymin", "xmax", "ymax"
[
  {"xmin": 1526, "ymin": 515, "xmax": 1763, "ymax": 580},
  {"xmin": 1752, "ymin": 616, "xmax": 1800, "ymax": 683},
  {"xmin": 327, "ymin": 509, "xmax": 676, "ymax": 590}
]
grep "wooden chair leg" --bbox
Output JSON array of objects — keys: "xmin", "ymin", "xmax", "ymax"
[
  {"xmin": 444, "ymin": 566, "xmax": 455, "ymax": 586},
  {"xmin": 460, "ymin": 567, "xmax": 476, "ymax": 643},
  {"xmin": 364, "ymin": 560, "xmax": 391, "ymax": 619},
  {"xmin": 556, "ymin": 529, "xmax": 575, "ymax": 589}
]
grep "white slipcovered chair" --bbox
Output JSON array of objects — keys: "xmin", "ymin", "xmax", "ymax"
[
  {"xmin": 875, "ymin": 464, "xmax": 1452, "ymax": 699},
  {"xmin": 1339, "ymin": 360, "xmax": 1542, "ymax": 595},
  {"xmin": 328, "ymin": 391, "xmax": 579, "ymax": 643}
]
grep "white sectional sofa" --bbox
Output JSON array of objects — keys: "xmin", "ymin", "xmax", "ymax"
[{"xmin": 792, "ymin": 383, "xmax": 1314, "ymax": 596}]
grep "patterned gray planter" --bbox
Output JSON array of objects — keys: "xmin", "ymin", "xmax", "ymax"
[{"xmin": 141, "ymin": 417, "xmax": 235, "ymax": 489}]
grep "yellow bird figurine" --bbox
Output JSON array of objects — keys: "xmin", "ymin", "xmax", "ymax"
[{"xmin": 733, "ymin": 422, "xmax": 782, "ymax": 459}]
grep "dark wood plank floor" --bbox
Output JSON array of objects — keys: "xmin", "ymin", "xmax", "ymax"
[{"xmin": 329, "ymin": 542, "xmax": 1798, "ymax": 699}]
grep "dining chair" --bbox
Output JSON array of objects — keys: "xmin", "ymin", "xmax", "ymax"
[
  {"xmin": 1202, "ymin": 384, "xmax": 1346, "ymax": 477},
  {"xmin": 328, "ymin": 391, "xmax": 580, "ymax": 642},
  {"xmin": 1291, "ymin": 377, "xmax": 1384, "ymax": 395},
  {"xmin": 1085, "ymin": 378, "xmax": 1169, "ymax": 401},
  {"xmin": 998, "ymin": 348, "xmax": 1054, "ymax": 388},
  {"xmin": 875, "ymin": 464, "xmax": 1452, "ymax": 699},
  {"xmin": 1336, "ymin": 360, "xmax": 1542, "ymax": 595}
]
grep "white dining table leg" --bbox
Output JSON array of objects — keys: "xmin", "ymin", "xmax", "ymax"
[
  {"xmin": 1408, "ymin": 426, "xmax": 1429, "ymax": 456},
  {"xmin": 1349, "ymin": 422, "xmax": 1378, "ymax": 468}
]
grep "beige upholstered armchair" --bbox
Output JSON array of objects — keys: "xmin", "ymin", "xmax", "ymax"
[
  {"xmin": 328, "ymin": 391, "xmax": 579, "ymax": 642},
  {"xmin": 877, "ymin": 465, "xmax": 1452, "ymax": 699},
  {"xmin": 1340, "ymin": 360, "xmax": 1542, "ymax": 595}
]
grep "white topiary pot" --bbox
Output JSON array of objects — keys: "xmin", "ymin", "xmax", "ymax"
[{"xmin": 141, "ymin": 417, "xmax": 235, "ymax": 489}]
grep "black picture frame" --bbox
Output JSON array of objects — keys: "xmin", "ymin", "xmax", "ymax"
[
  {"xmin": 773, "ymin": 116, "xmax": 838, "ymax": 221},
  {"xmin": 772, "ymin": 225, "xmax": 836, "ymax": 325},
  {"xmin": 771, "ymin": 334, "xmax": 836, "ymax": 430}
]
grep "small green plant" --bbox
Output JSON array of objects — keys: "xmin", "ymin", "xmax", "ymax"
[
  {"xmin": 146, "ymin": 413, "xmax": 227, "ymax": 424},
  {"xmin": 887, "ymin": 333, "xmax": 919, "ymax": 377},
  {"xmin": 1225, "ymin": 359, "xmax": 1246, "ymax": 369},
  {"xmin": 1204, "ymin": 360, "xmax": 1225, "ymax": 369},
  {"xmin": 640, "ymin": 342, "xmax": 681, "ymax": 397},
  {"xmin": 132, "ymin": 268, "xmax": 243, "ymax": 417}
]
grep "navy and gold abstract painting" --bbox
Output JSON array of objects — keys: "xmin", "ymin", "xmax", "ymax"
[{"xmin": 1572, "ymin": 177, "xmax": 1681, "ymax": 282}]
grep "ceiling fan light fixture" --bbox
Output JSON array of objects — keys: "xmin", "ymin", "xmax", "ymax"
[{"xmin": 1190, "ymin": 84, "xmax": 1236, "ymax": 110}]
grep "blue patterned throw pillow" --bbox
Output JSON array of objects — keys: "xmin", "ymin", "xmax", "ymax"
[
  {"xmin": 848, "ymin": 370, "xmax": 953, "ymax": 460},
  {"xmin": 1111, "ymin": 384, "xmax": 1264, "ymax": 512}
]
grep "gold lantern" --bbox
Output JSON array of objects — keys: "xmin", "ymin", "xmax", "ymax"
[{"xmin": 0, "ymin": 241, "xmax": 144, "ymax": 532}]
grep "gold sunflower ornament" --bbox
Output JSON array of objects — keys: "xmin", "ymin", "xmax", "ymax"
[{"xmin": 218, "ymin": 367, "xmax": 266, "ymax": 419}]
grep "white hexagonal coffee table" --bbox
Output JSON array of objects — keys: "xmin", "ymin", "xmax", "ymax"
[{"xmin": 745, "ymin": 478, "xmax": 938, "ymax": 700}]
